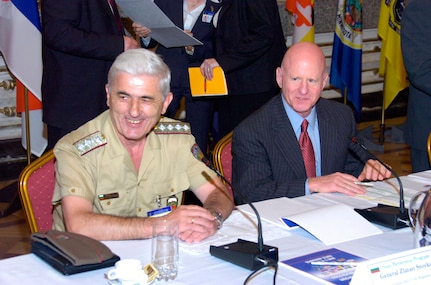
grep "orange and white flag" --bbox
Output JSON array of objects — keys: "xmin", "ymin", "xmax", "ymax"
[{"xmin": 286, "ymin": 0, "xmax": 315, "ymax": 43}]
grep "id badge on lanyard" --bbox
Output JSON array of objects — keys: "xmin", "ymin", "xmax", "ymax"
[{"xmin": 202, "ymin": 10, "xmax": 215, "ymax": 23}]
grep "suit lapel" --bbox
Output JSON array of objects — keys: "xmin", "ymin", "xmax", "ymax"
[
  {"xmin": 191, "ymin": 3, "xmax": 208, "ymax": 35},
  {"xmin": 184, "ymin": 1, "xmax": 218, "ymax": 34},
  {"xmin": 316, "ymin": 100, "xmax": 338, "ymax": 175},
  {"xmin": 271, "ymin": 97, "xmax": 306, "ymax": 178},
  {"xmin": 103, "ymin": 0, "xmax": 115, "ymax": 22},
  {"xmin": 170, "ymin": 1, "xmax": 183, "ymax": 28},
  {"xmin": 104, "ymin": 0, "xmax": 123, "ymax": 34}
]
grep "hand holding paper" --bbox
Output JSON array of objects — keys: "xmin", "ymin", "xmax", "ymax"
[{"xmin": 117, "ymin": 0, "xmax": 202, "ymax": 48}]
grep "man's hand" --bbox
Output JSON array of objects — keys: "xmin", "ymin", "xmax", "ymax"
[
  {"xmin": 308, "ymin": 172, "xmax": 366, "ymax": 196},
  {"xmin": 131, "ymin": 22, "xmax": 151, "ymax": 38},
  {"xmin": 357, "ymin": 159, "xmax": 392, "ymax": 181},
  {"xmin": 165, "ymin": 205, "xmax": 218, "ymax": 243}
]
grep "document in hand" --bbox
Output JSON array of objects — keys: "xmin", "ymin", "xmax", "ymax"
[
  {"xmin": 116, "ymin": 0, "xmax": 203, "ymax": 48},
  {"xmin": 282, "ymin": 248, "xmax": 367, "ymax": 285},
  {"xmin": 188, "ymin": 67, "xmax": 228, "ymax": 97},
  {"xmin": 280, "ymin": 204, "xmax": 383, "ymax": 245}
]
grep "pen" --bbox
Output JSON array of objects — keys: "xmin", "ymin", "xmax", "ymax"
[
  {"xmin": 354, "ymin": 181, "xmax": 374, "ymax": 187},
  {"xmin": 310, "ymin": 261, "xmax": 359, "ymax": 267},
  {"xmin": 204, "ymin": 77, "xmax": 207, "ymax": 93}
]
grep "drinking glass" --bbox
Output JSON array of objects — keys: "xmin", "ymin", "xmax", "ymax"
[{"xmin": 151, "ymin": 220, "xmax": 179, "ymax": 281}]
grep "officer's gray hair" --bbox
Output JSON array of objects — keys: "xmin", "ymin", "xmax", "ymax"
[{"xmin": 107, "ymin": 49, "xmax": 171, "ymax": 101}]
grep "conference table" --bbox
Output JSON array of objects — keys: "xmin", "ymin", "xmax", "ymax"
[{"xmin": 1, "ymin": 171, "xmax": 430, "ymax": 284}]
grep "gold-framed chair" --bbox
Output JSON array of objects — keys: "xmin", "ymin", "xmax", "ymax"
[
  {"xmin": 212, "ymin": 131, "xmax": 233, "ymax": 195},
  {"xmin": 428, "ymin": 131, "xmax": 431, "ymax": 166},
  {"xmin": 18, "ymin": 149, "xmax": 56, "ymax": 233}
]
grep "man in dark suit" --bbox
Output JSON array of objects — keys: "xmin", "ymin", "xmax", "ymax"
[
  {"xmin": 232, "ymin": 42, "xmax": 391, "ymax": 204},
  {"xmin": 200, "ymin": 0, "xmax": 287, "ymax": 139},
  {"xmin": 41, "ymin": 0, "xmax": 139, "ymax": 150},
  {"xmin": 401, "ymin": 0, "xmax": 431, "ymax": 173}
]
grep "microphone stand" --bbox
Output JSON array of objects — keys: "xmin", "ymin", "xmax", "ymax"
[
  {"xmin": 212, "ymin": 168, "xmax": 264, "ymax": 252},
  {"xmin": 350, "ymin": 137, "xmax": 410, "ymax": 229},
  {"xmin": 208, "ymin": 166, "xmax": 278, "ymax": 270},
  {"xmin": 192, "ymin": 144, "xmax": 278, "ymax": 271}
]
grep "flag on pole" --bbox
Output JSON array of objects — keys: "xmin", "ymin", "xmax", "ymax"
[
  {"xmin": 0, "ymin": 0, "xmax": 47, "ymax": 157},
  {"xmin": 330, "ymin": 0, "xmax": 363, "ymax": 121},
  {"xmin": 286, "ymin": 0, "xmax": 315, "ymax": 43},
  {"xmin": 378, "ymin": 0, "xmax": 408, "ymax": 110}
]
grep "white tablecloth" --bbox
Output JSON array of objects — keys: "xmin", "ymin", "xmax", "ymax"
[{"xmin": 1, "ymin": 170, "xmax": 426, "ymax": 285}]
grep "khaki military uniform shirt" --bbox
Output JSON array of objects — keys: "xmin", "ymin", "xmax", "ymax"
[{"xmin": 52, "ymin": 111, "xmax": 216, "ymax": 231}]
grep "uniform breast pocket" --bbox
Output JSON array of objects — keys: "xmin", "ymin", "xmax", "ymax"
[
  {"xmin": 95, "ymin": 190, "xmax": 136, "ymax": 216},
  {"xmin": 152, "ymin": 173, "xmax": 190, "ymax": 206}
]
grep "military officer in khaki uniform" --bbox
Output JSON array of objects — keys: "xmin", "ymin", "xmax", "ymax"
[{"xmin": 52, "ymin": 49, "xmax": 233, "ymax": 243}]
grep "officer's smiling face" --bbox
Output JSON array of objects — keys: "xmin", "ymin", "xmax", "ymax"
[{"xmin": 106, "ymin": 72, "xmax": 172, "ymax": 143}]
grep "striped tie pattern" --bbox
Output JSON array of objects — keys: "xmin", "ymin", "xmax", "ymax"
[{"xmin": 299, "ymin": 119, "xmax": 316, "ymax": 177}]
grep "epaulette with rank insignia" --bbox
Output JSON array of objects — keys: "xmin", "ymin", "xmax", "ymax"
[
  {"xmin": 154, "ymin": 121, "xmax": 191, "ymax": 134},
  {"xmin": 73, "ymin": 131, "xmax": 107, "ymax": 155}
]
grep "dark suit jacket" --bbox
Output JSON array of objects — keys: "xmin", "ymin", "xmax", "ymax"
[
  {"xmin": 41, "ymin": 0, "xmax": 125, "ymax": 131},
  {"xmin": 401, "ymin": 0, "xmax": 431, "ymax": 151},
  {"xmin": 214, "ymin": 0, "xmax": 287, "ymax": 95},
  {"xmin": 232, "ymin": 96, "xmax": 371, "ymax": 203}
]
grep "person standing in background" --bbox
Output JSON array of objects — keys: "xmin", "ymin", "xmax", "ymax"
[
  {"xmin": 41, "ymin": 0, "xmax": 140, "ymax": 150},
  {"xmin": 200, "ymin": 0, "xmax": 287, "ymax": 139},
  {"xmin": 401, "ymin": 0, "xmax": 431, "ymax": 172},
  {"xmin": 133, "ymin": 0, "xmax": 220, "ymax": 153}
]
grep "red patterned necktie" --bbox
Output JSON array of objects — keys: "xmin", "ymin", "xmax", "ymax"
[
  {"xmin": 107, "ymin": 0, "xmax": 124, "ymax": 34},
  {"xmin": 299, "ymin": 119, "xmax": 316, "ymax": 178}
]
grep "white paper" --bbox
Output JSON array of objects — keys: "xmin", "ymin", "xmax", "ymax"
[
  {"xmin": 236, "ymin": 196, "xmax": 333, "ymax": 227},
  {"xmin": 407, "ymin": 170, "xmax": 431, "ymax": 182},
  {"xmin": 348, "ymin": 176, "xmax": 429, "ymax": 209},
  {"xmin": 237, "ymin": 197, "xmax": 382, "ymax": 245},
  {"xmin": 116, "ymin": 0, "xmax": 203, "ymax": 48},
  {"xmin": 281, "ymin": 204, "xmax": 382, "ymax": 245},
  {"xmin": 179, "ymin": 210, "xmax": 291, "ymax": 254}
]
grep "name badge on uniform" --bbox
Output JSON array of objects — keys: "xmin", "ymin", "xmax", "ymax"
[
  {"xmin": 202, "ymin": 10, "xmax": 215, "ymax": 23},
  {"xmin": 98, "ymin": 192, "xmax": 119, "ymax": 200},
  {"xmin": 147, "ymin": 206, "xmax": 172, "ymax": 217}
]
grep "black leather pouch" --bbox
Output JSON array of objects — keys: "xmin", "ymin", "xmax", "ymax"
[{"xmin": 31, "ymin": 230, "xmax": 120, "ymax": 275}]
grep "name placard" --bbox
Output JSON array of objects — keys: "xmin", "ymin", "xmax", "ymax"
[{"xmin": 351, "ymin": 246, "xmax": 431, "ymax": 285}]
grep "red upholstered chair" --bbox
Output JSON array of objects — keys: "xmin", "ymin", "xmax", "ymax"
[
  {"xmin": 18, "ymin": 149, "xmax": 56, "ymax": 233},
  {"xmin": 212, "ymin": 131, "xmax": 233, "ymax": 196},
  {"xmin": 428, "ymin": 132, "xmax": 431, "ymax": 166}
]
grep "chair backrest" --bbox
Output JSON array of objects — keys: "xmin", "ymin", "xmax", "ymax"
[
  {"xmin": 18, "ymin": 149, "xmax": 56, "ymax": 233},
  {"xmin": 428, "ymin": 132, "xmax": 431, "ymax": 166},
  {"xmin": 212, "ymin": 131, "xmax": 233, "ymax": 195}
]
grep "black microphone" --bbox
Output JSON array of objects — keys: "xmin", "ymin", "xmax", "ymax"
[
  {"xmin": 191, "ymin": 144, "xmax": 278, "ymax": 271},
  {"xmin": 349, "ymin": 136, "xmax": 409, "ymax": 229}
]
